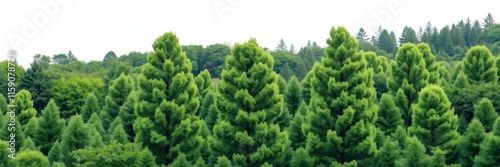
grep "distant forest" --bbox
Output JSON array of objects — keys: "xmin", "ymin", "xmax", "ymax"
[{"xmin": 0, "ymin": 13, "xmax": 499, "ymax": 166}]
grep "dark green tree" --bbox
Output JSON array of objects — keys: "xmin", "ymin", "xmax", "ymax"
[
  {"xmin": 482, "ymin": 13, "xmax": 496, "ymax": 29},
  {"xmin": 473, "ymin": 98, "xmax": 498, "ymax": 132},
  {"xmin": 101, "ymin": 73, "xmax": 134, "ymax": 130},
  {"xmin": 60, "ymin": 115, "xmax": 91, "ymax": 167},
  {"xmin": 373, "ymin": 138, "xmax": 400, "ymax": 167},
  {"xmin": 375, "ymin": 94, "xmax": 403, "ymax": 135},
  {"xmin": 288, "ymin": 101, "xmax": 308, "ymax": 149},
  {"xmin": 118, "ymin": 91, "xmax": 138, "ymax": 141},
  {"xmin": 461, "ymin": 46, "xmax": 498, "ymax": 83},
  {"xmin": 80, "ymin": 93, "xmax": 100, "ymax": 123},
  {"xmin": 208, "ymin": 39, "xmax": 290, "ymax": 166},
  {"xmin": 33, "ymin": 100, "xmax": 65, "ymax": 155},
  {"xmin": 290, "ymin": 147, "xmax": 314, "ymax": 167},
  {"xmin": 439, "ymin": 26, "xmax": 454, "ymax": 56},
  {"xmin": 459, "ymin": 118, "xmax": 487, "ymax": 167},
  {"xmin": 300, "ymin": 70, "xmax": 314, "ymax": 104},
  {"xmin": 19, "ymin": 56, "xmax": 52, "ymax": 111},
  {"xmin": 474, "ymin": 117, "xmax": 500, "ymax": 166},
  {"xmin": 20, "ymin": 136, "xmax": 36, "ymax": 152},
  {"xmin": 399, "ymin": 26, "xmax": 419, "ymax": 45},
  {"xmin": 48, "ymin": 140, "xmax": 62, "ymax": 165},
  {"xmin": 276, "ymin": 38, "xmax": 288, "ymax": 51},
  {"xmin": 285, "ymin": 76, "xmax": 301, "ymax": 116},
  {"xmin": 378, "ymin": 29, "xmax": 396, "ymax": 53},
  {"xmin": 134, "ymin": 32, "xmax": 204, "ymax": 165},
  {"xmin": 304, "ymin": 26, "xmax": 377, "ymax": 166},
  {"xmin": 356, "ymin": 28, "xmax": 369, "ymax": 41},
  {"xmin": 386, "ymin": 43, "xmax": 429, "ymax": 126},
  {"xmin": 408, "ymin": 85, "xmax": 460, "ymax": 163},
  {"xmin": 395, "ymin": 136, "xmax": 430, "ymax": 167}
]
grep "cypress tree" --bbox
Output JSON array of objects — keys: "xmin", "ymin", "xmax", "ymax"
[
  {"xmin": 34, "ymin": 99, "xmax": 65, "ymax": 155},
  {"xmin": 376, "ymin": 94, "xmax": 404, "ymax": 135},
  {"xmin": 474, "ymin": 117, "xmax": 500, "ymax": 166},
  {"xmin": 80, "ymin": 92, "xmax": 100, "ymax": 123},
  {"xmin": 134, "ymin": 32, "xmax": 203, "ymax": 165},
  {"xmin": 459, "ymin": 119, "xmax": 487, "ymax": 167},
  {"xmin": 60, "ymin": 115, "xmax": 91, "ymax": 167},
  {"xmin": 387, "ymin": 43, "xmax": 429, "ymax": 126},
  {"xmin": 285, "ymin": 76, "xmax": 302, "ymax": 115},
  {"xmin": 408, "ymin": 85, "xmax": 460, "ymax": 163},
  {"xmin": 102, "ymin": 73, "xmax": 134, "ymax": 130},
  {"xmin": 208, "ymin": 39, "xmax": 290, "ymax": 166},
  {"xmin": 304, "ymin": 26, "xmax": 377, "ymax": 166},
  {"xmin": 473, "ymin": 98, "xmax": 498, "ymax": 132},
  {"xmin": 461, "ymin": 46, "xmax": 498, "ymax": 83}
]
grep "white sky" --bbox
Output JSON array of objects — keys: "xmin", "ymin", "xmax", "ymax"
[{"xmin": 0, "ymin": 0, "xmax": 498, "ymax": 68}]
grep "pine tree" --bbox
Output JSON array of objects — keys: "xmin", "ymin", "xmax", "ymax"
[
  {"xmin": 88, "ymin": 123, "xmax": 104, "ymax": 148},
  {"xmin": 15, "ymin": 150, "xmax": 49, "ymax": 167},
  {"xmin": 134, "ymin": 32, "xmax": 203, "ymax": 165},
  {"xmin": 376, "ymin": 94, "xmax": 403, "ymax": 135},
  {"xmin": 60, "ymin": 115, "xmax": 91, "ymax": 167},
  {"xmin": 459, "ymin": 119, "xmax": 487, "ymax": 167},
  {"xmin": 356, "ymin": 28, "xmax": 369, "ymax": 41},
  {"xmin": 373, "ymin": 138, "xmax": 400, "ymax": 167},
  {"xmin": 102, "ymin": 73, "xmax": 134, "ymax": 130},
  {"xmin": 48, "ymin": 140, "xmax": 62, "ymax": 164},
  {"xmin": 80, "ymin": 92, "xmax": 100, "ymax": 123},
  {"xmin": 110, "ymin": 124, "xmax": 128, "ymax": 144},
  {"xmin": 461, "ymin": 46, "xmax": 498, "ymax": 83},
  {"xmin": 20, "ymin": 136, "xmax": 36, "ymax": 151},
  {"xmin": 439, "ymin": 26, "xmax": 454, "ymax": 56},
  {"xmin": 417, "ymin": 43, "xmax": 440, "ymax": 85},
  {"xmin": 482, "ymin": 13, "xmax": 496, "ymax": 29},
  {"xmin": 378, "ymin": 29, "xmax": 396, "ymax": 53},
  {"xmin": 473, "ymin": 98, "xmax": 498, "ymax": 132},
  {"xmin": 474, "ymin": 117, "xmax": 500, "ymax": 166},
  {"xmin": 87, "ymin": 113, "xmax": 107, "ymax": 144},
  {"xmin": 18, "ymin": 58, "xmax": 51, "ymax": 111},
  {"xmin": 387, "ymin": 43, "xmax": 429, "ymax": 126},
  {"xmin": 288, "ymin": 101, "xmax": 308, "ymax": 149},
  {"xmin": 285, "ymin": 76, "xmax": 302, "ymax": 116},
  {"xmin": 427, "ymin": 148, "xmax": 447, "ymax": 167},
  {"xmin": 300, "ymin": 70, "xmax": 314, "ymax": 104},
  {"xmin": 118, "ymin": 91, "xmax": 138, "ymax": 141},
  {"xmin": 395, "ymin": 136, "xmax": 430, "ymax": 167},
  {"xmin": 408, "ymin": 85, "xmax": 460, "ymax": 163},
  {"xmin": 290, "ymin": 147, "xmax": 314, "ymax": 167},
  {"xmin": 22, "ymin": 117, "xmax": 38, "ymax": 138},
  {"xmin": 14, "ymin": 90, "xmax": 37, "ymax": 126},
  {"xmin": 34, "ymin": 99, "xmax": 65, "ymax": 155},
  {"xmin": 304, "ymin": 26, "xmax": 377, "ymax": 166},
  {"xmin": 208, "ymin": 39, "xmax": 290, "ymax": 166}
]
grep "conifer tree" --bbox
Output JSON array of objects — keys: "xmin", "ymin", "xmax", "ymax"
[
  {"xmin": 208, "ymin": 39, "xmax": 290, "ymax": 166},
  {"xmin": 88, "ymin": 124, "xmax": 104, "ymax": 148},
  {"xmin": 134, "ymin": 32, "xmax": 203, "ymax": 165},
  {"xmin": 60, "ymin": 115, "xmax": 91, "ymax": 167},
  {"xmin": 288, "ymin": 101, "xmax": 308, "ymax": 149},
  {"xmin": 110, "ymin": 124, "xmax": 128, "ymax": 144},
  {"xmin": 201, "ymin": 89, "xmax": 217, "ymax": 131},
  {"xmin": 427, "ymin": 148, "xmax": 447, "ymax": 167},
  {"xmin": 395, "ymin": 136, "xmax": 430, "ymax": 167},
  {"xmin": 195, "ymin": 69, "xmax": 213, "ymax": 100},
  {"xmin": 0, "ymin": 94, "xmax": 7, "ymax": 114},
  {"xmin": 0, "ymin": 116, "xmax": 24, "ymax": 152},
  {"xmin": 14, "ymin": 90, "xmax": 37, "ymax": 126},
  {"xmin": 0, "ymin": 141, "xmax": 13, "ymax": 166},
  {"xmin": 290, "ymin": 147, "xmax": 314, "ymax": 167},
  {"xmin": 118, "ymin": 91, "xmax": 138, "ymax": 141},
  {"xmin": 34, "ymin": 99, "xmax": 65, "ymax": 155},
  {"xmin": 300, "ymin": 70, "xmax": 314, "ymax": 104},
  {"xmin": 376, "ymin": 94, "xmax": 404, "ymax": 135},
  {"xmin": 102, "ymin": 73, "xmax": 134, "ymax": 129},
  {"xmin": 459, "ymin": 119, "xmax": 487, "ymax": 166},
  {"xmin": 387, "ymin": 43, "xmax": 429, "ymax": 126},
  {"xmin": 461, "ymin": 46, "xmax": 498, "ymax": 83},
  {"xmin": 20, "ymin": 136, "xmax": 36, "ymax": 152},
  {"xmin": 373, "ymin": 138, "xmax": 400, "ymax": 167},
  {"xmin": 304, "ymin": 26, "xmax": 378, "ymax": 166},
  {"xmin": 48, "ymin": 141, "xmax": 62, "ymax": 164},
  {"xmin": 87, "ymin": 112, "xmax": 107, "ymax": 143},
  {"xmin": 80, "ymin": 93, "xmax": 100, "ymax": 123},
  {"xmin": 454, "ymin": 71, "xmax": 470, "ymax": 88},
  {"xmin": 285, "ymin": 76, "xmax": 302, "ymax": 115},
  {"xmin": 473, "ymin": 98, "xmax": 498, "ymax": 132},
  {"xmin": 22, "ymin": 117, "xmax": 38, "ymax": 138},
  {"xmin": 417, "ymin": 43, "xmax": 440, "ymax": 85},
  {"xmin": 15, "ymin": 150, "xmax": 49, "ymax": 167},
  {"xmin": 408, "ymin": 85, "xmax": 460, "ymax": 163},
  {"xmin": 474, "ymin": 117, "xmax": 500, "ymax": 166}
]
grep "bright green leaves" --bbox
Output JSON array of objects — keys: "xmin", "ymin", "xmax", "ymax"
[{"xmin": 461, "ymin": 45, "xmax": 498, "ymax": 83}]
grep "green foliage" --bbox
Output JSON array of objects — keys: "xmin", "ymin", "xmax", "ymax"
[
  {"xmin": 285, "ymin": 76, "xmax": 302, "ymax": 115},
  {"xmin": 408, "ymin": 85, "xmax": 460, "ymax": 163},
  {"xmin": 377, "ymin": 29, "xmax": 396, "ymax": 54},
  {"xmin": 417, "ymin": 43, "xmax": 441, "ymax": 85},
  {"xmin": 80, "ymin": 93, "xmax": 99, "ymax": 123},
  {"xmin": 195, "ymin": 69, "xmax": 213, "ymax": 98},
  {"xmin": 304, "ymin": 26, "xmax": 377, "ymax": 166},
  {"xmin": 200, "ymin": 89, "xmax": 217, "ymax": 131},
  {"xmin": 473, "ymin": 117, "xmax": 500, "ymax": 166},
  {"xmin": 34, "ymin": 99, "xmax": 65, "ymax": 155},
  {"xmin": 50, "ymin": 76, "xmax": 104, "ymax": 118},
  {"xmin": 15, "ymin": 150, "xmax": 49, "ymax": 167},
  {"xmin": 72, "ymin": 141, "xmax": 158, "ymax": 167},
  {"xmin": 473, "ymin": 98, "xmax": 498, "ymax": 132},
  {"xmin": 0, "ymin": 94, "xmax": 7, "ymax": 115},
  {"xmin": 20, "ymin": 136, "xmax": 36, "ymax": 152},
  {"xmin": 0, "ymin": 115, "xmax": 24, "ymax": 152},
  {"xmin": 453, "ymin": 71, "xmax": 470, "ymax": 88},
  {"xmin": 288, "ymin": 101, "xmax": 308, "ymax": 149},
  {"xmin": 477, "ymin": 24, "xmax": 500, "ymax": 44},
  {"xmin": 60, "ymin": 115, "xmax": 91, "ymax": 167},
  {"xmin": 22, "ymin": 117, "xmax": 37, "ymax": 138},
  {"xmin": 395, "ymin": 136, "xmax": 430, "ymax": 167},
  {"xmin": 118, "ymin": 91, "xmax": 138, "ymax": 141},
  {"xmin": 446, "ymin": 82, "xmax": 500, "ymax": 123},
  {"xmin": 290, "ymin": 147, "xmax": 314, "ymax": 167},
  {"xmin": 208, "ymin": 38, "xmax": 290, "ymax": 166},
  {"xmin": 102, "ymin": 73, "xmax": 134, "ymax": 129},
  {"xmin": 87, "ymin": 113, "xmax": 107, "ymax": 144},
  {"xmin": 135, "ymin": 32, "xmax": 203, "ymax": 165},
  {"xmin": 88, "ymin": 123, "xmax": 104, "ymax": 148},
  {"xmin": 387, "ymin": 43, "xmax": 429, "ymax": 126},
  {"xmin": 214, "ymin": 156, "xmax": 231, "ymax": 167},
  {"xmin": 0, "ymin": 61, "xmax": 24, "ymax": 100},
  {"xmin": 19, "ymin": 58, "xmax": 52, "ymax": 111},
  {"xmin": 373, "ymin": 138, "xmax": 400, "ymax": 167},
  {"xmin": 376, "ymin": 94, "xmax": 404, "ymax": 135},
  {"xmin": 14, "ymin": 90, "xmax": 36, "ymax": 126},
  {"xmin": 459, "ymin": 119, "xmax": 487, "ymax": 166},
  {"xmin": 0, "ymin": 141, "xmax": 14, "ymax": 167},
  {"xmin": 300, "ymin": 70, "xmax": 313, "ymax": 104},
  {"xmin": 199, "ymin": 44, "xmax": 231, "ymax": 78},
  {"xmin": 48, "ymin": 141, "xmax": 62, "ymax": 164},
  {"xmin": 461, "ymin": 45, "xmax": 498, "ymax": 83},
  {"xmin": 110, "ymin": 124, "xmax": 128, "ymax": 144}
]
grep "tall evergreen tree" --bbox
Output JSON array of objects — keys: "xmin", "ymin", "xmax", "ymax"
[
  {"xmin": 473, "ymin": 98, "xmax": 498, "ymax": 132},
  {"xmin": 200, "ymin": 89, "xmax": 217, "ymax": 131},
  {"xmin": 408, "ymin": 85, "xmax": 460, "ymax": 163},
  {"xmin": 304, "ymin": 26, "xmax": 378, "ymax": 166},
  {"xmin": 375, "ymin": 94, "xmax": 403, "ymax": 135},
  {"xmin": 14, "ymin": 90, "xmax": 37, "ymax": 126},
  {"xmin": 373, "ymin": 137, "xmax": 400, "ymax": 167},
  {"xmin": 461, "ymin": 46, "xmax": 498, "ymax": 83},
  {"xmin": 60, "ymin": 115, "xmax": 91, "ymax": 167},
  {"xmin": 439, "ymin": 26, "xmax": 454, "ymax": 56},
  {"xmin": 80, "ymin": 93, "xmax": 100, "ymax": 123},
  {"xmin": 395, "ymin": 136, "xmax": 430, "ymax": 167},
  {"xmin": 417, "ymin": 43, "xmax": 440, "ymax": 85},
  {"xmin": 18, "ymin": 57, "xmax": 51, "ymax": 111},
  {"xmin": 87, "ymin": 112, "xmax": 107, "ymax": 144},
  {"xmin": 0, "ymin": 94, "xmax": 7, "ymax": 114},
  {"xmin": 34, "ymin": 100, "xmax": 65, "ymax": 155},
  {"xmin": 285, "ymin": 76, "xmax": 301, "ymax": 115},
  {"xmin": 300, "ymin": 70, "xmax": 314, "ymax": 104},
  {"xmin": 102, "ymin": 73, "xmax": 134, "ymax": 130},
  {"xmin": 134, "ymin": 32, "xmax": 204, "ymax": 165},
  {"xmin": 290, "ymin": 147, "xmax": 314, "ymax": 167},
  {"xmin": 459, "ymin": 118, "xmax": 487, "ymax": 167},
  {"xmin": 288, "ymin": 101, "xmax": 308, "ymax": 149},
  {"xmin": 378, "ymin": 29, "xmax": 396, "ymax": 53},
  {"xmin": 47, "ymin": 140, "xmax": 62, "ymax": 163},
  {"xmin": 474, "ymin": 117, "xmax": 500, "ymax": 166},
  {"xmin": 208, "ymin": 39, "xmax": 290, "ymax": 166},
  {"xmin": 20, "ymin": 136, "xmax": 36, "ymax": 151},
  {"xmin": 22, "ymin": 117, "xmax": 38, "ymax": 138},
  {"xmin": 0, "ymin": 115, "xmax": 25, "ymax": 152},
  {"xmin": 118, "ymin": 91, "xmax": 138, "ymax": 141},
  {"xmin": 387, "ymin": 43, "xmax": 429, "ymax": 126},
  {"xmin": 194, "ymin": 69, "xmax": 213, "ymax": 101},
  {"xmin": 356, "ymin": 28, "xmax": 369, "ymax": 41},
  {"xmin": 482, "ymin": 13, "xmax": 496, "ymax": 29}
]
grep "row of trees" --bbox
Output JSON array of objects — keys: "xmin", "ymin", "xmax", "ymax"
[{"xmin": 1, "ymin": 25, "xmax": 499, "ymax": 166}]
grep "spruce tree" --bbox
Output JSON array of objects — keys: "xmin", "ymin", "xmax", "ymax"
[
  {"xmin": 304, "ymin": 26, "xmax": 377, "ymax": 166},
  {"xmin": 376, "ymin": 94, "xmax": 404, "ymax": 135},
  {"xmin": 473, "ymin": 117, "xmax": 500, "ymax": 167},
  {"xmin": 18, "ymin": 58, "xmax": 51, "ymax": 111},
  {"xmin": 102, "ymin": 73, "xmax": 134, "ymax": 130},
  {"xmin": 387, "ymin": 43, "xmax": 429, "ymax": 126},
  {"xmin": 473, "ymin": 98, "xmax": 498, "ymax": 132},
  {"xmin": 459, "ymin": 119, "xmax": 487, "ymax": 167},
  {"xmin": 408, "ymin": 85, "xmax": 460, "ymax": 163},
  {"xmin": 34, "ymin": 99, "xmax": 65, "ymax": 155},
  {"xmin": 461, "ymin": 46, "xmax": 498, "ymax": 83},
  {"xmin": 285, "ymin": 76, "xmax": 302, "ymax": 115},
  {"xmin": 80, "ymin": 93, "xmax": 100, "ymax": 123},
  {"xmin": 0, "ymin": 116, "xmax": 24, "ymax": 153},
  {"xmin": 208, "ymin": 39, "xmax": 290, "ymax": 166},
  {"xmin": 134, "ymin": 32, "xmax": 203, "ymax": 165},
  {"xmin": 22, "ymin": 117, "xmax": 38, "ymax": 138},
  {"xmin": 48, "ymin": 140, "xmax": 62, "ymax": 164},
  {"xmin": 427, "ymin": 148, "xmax": 447, "ymax": 167},
  {"xmin": 288, "ymin": 101, "xmax": 308, "ymax": 149},
  {"xmin": 118, "ymin": 91, "xmax": 138, "ymax": 141},
  {"xmin": 60, "ymin": 115, "xmax": 91, "ymax": 167},
  {"xmin": 110, "ymin": 124, "xmax": 128, "ymax": 144},
  {"xmin": 88, "ymin": 124, "xmax": 104, "ymax": 148}
]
